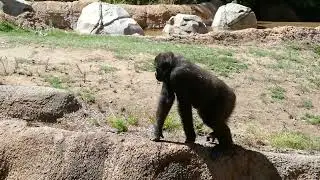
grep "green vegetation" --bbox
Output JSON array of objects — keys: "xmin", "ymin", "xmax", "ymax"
[
  {"xmin": 314, "ymin": 45, "xmax": 320, "ymax": 56},
  {"xmin": 301, "ymin": 113, "xmax": 320, "ymax": 125},
  {"xmin": 269, "ymin": 85, "xmax": 286, "ymax": 101},
  {"xmin": 270, "ymin": 131, "xmax": 320, "ymax": 150},
  {"xmin": 163, "ymin": 114, "xmax": 181, "ymax": 132},
  {"xmin": 249, "ymin": 48, "xmax": 275, "ymax": 57},
  {"xmin": 0, "ymin": 21, "xmax": 29, "ymax": 33},
  {"xmin": 108, "ymin": 116, "xmax": 128, "ymax": 133},
  {"xmin": 44, "ymin": 75, "xmax": 63, "ymax": 89},
  {"xmin": 79, "ymin": 89, "xmax": 96, "ymax": 104},
  {"xmin": 127, "ymin": 115, "xmax": 139, "ymax": 126},
  {"xmin": 0, "ymin": 22, "xmax": 247, "ymax": 76},
  {"xmin": 298, "ymin": 99, "xmax": 313, "ymax": 109}
]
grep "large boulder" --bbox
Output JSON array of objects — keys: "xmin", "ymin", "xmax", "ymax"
[
  {"xmin": 76, "ymin": 2, "xmax": 144, "ymax": 36},
  {"xmin": 0, "ymin": 0, "xmax": 32, "ymax": 16},
  {"xmin": 212, "ymin": 3, "xmax": 257, "ymax": 30},
  {"xmin": 0, "ymin": 120, "xmax": 319, "ymax": 179},
  {"xmin": 0, "ymin": 85, "xmax": 81, "ymax": 122},
  {"xmin": 163, "ymin": 13, "xmax": 208, "ymax": 35}
]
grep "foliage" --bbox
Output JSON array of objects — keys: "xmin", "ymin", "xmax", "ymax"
[
  {"xmin": 163, "ymin": 114, "xmax": 181, "ymax": 132},
  {"xmin": 108, "ymin": 117, "xmax": 128, "ymax": 133},
  {"xmin": 0, "ymin": 21, "xmax": 29, "ymax": 33},
  {"xmin": 269, "ymin": 85, "xmax": 286, "ymax": 101},
  {"xmin": 270, "ymin": 131, "xmax": 320, "ymax": 150},
  {"xmin": 301, "ymin": 113, "xmax": 320, "ymax": 125},
  {"xmin": 44, "ymin": 76, "xmax": 63, "ymax": 89}
]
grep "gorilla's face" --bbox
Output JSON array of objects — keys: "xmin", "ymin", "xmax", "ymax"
[{"xmin": 154, "ymin": 52, "xmax": 174, "ymax": 82}]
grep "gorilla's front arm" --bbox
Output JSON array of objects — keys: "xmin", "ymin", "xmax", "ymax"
[{"xmin": 153, "ymin": 82, "xmax": 175, "ymax": 141}]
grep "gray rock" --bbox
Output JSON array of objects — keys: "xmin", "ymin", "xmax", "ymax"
[
  {"xmin": 163, "ymin": 13, "xmax": 208, "ymax": 35},
  {"xmin": 212, "ymin": 3, "xmax": 257, "ymax": 30},
  {"xmin": 1, "ymin": 0, "xmax": 32, "ymax": 16},
  {"xmin": 76, "ymin": 2, "xmax": 144, "ymax": 36},
  {"xmin": 0, "ymin": 85, "xmax": 81, "ymax": 122},
  {"xmin": 0, "ymin": 120, "xmax": 319, "ymax": 179}
]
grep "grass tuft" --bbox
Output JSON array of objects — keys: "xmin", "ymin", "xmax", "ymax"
[
  {"xmin": 298, "ymin": 99, "xmax": 313, "ymax": 109},
  {"xmin": 269, "ymin": 85, "xmax": 286, "ymax": 101},
  {"xmin": 44, "ymin": 75, "xmax": 63, "ymax": 89},
  {"xmin": 163, "ymin": 114, "xmax": 181, "ymax": 132},
  {"xmin": 301, "ymin": 113, "xmax": 320, "ymax": 125},
  {"xmin": 108, "ymin": 117, "xmax": 128, "ymax": 133},
  {"xmin": 127, "ymin": 115, "xmax": 139, "ymax": 126},
  {"xmin": 270, "ymin": 131, "xmax": 320, "ymax": 150}
]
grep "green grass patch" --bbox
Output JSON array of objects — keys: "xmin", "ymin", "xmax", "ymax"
[
  {"xmin": 0, "ymin": 23, "xmax": 247, "ymax": 76},
  {"xmin": 44, "ymin": 75, "xmax": 63, "ymax": 89},
  {"xmin": 249, "ymin": 48, "xmax": 275, "ymax": 57},
  {"xmin": 270, "ymin": 131, "xmax": 320, "ymax": 150},
  {"xmin": 308, "ymin": 77, "xmax": 320, "ymax": 89},
  {"xmin": 108, "ymin": 116, "xmax": 128, "ymax": 133},
  {"xmin": 269, "ymin": 85, "xmax": 286, "ymax": 101},
  {"xmin": 163, "ymin": 114, "xmax": 181, "ymax": 132},
  {"xmin": 298, "ymin": 99, "xmax": 313, "ymax": 109},
  {"xmin": 127, "ymin": 115, "xmax": 139, "ymax": 126},
  {"xmin": 301, "ymin": 113, "xmax": 320, "ymax": 125},
  {"xmin": 0, "ymin": 21, "xmax": 29, "ymax": 33},
  {"xmin": 313, "ymin": 45, "xmax": 320, "ymax": 56}
]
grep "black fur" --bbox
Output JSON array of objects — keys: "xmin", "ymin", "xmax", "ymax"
[{"xmin": 152, "ymin": 52, "xmax": 236, "ymax": 149}]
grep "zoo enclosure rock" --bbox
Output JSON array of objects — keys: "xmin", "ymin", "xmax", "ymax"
[
  {"xmin": 0, "ymin": 120, "xmax": 319, "ymax": 179},
  {"xmin": 212, "ymin": 3, "xmax": 257, "ymax": 30},
  {"xmin": 75, "ymin": 2, "xmax": 144, "ymax": 35},
  {"xmin": 12, "ymin": 1, "xmax": 221, "ymax": 30},
  {"xmin": 0, "ymin": 85, "xmax": 81, "ymax": 122},
  {"xmin": 163, "ymin": 13, "xmax": 208, "ymax": 35}
]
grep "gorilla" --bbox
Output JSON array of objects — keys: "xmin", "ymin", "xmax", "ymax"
[{"xmin": 152, "ymin": 52, "xmax": 236, "ymax": 150}]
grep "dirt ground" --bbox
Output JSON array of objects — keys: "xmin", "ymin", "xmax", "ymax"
[{"xmin": 0, "ymin": 35, "xmax": 319, "ymax": 154}]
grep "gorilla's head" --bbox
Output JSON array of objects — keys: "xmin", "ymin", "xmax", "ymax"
[{"xmin": 154, "ymin": 52, "xmax": 175, "ymax": 82}]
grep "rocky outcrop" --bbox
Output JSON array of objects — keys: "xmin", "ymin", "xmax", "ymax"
[
  {"xmin": 163, "ymin": 14, "xmax": 208, "ymax": 35},
  {"xmin": 120, "ymin": 1, "xmax": 222, "ymax": 29},
  {"xmin": 0, "ymin": 85, "xmax": 81, "ymax": 122},
  {"xmin": 212, "ymin": 3, "xmax": 257, "ymax": 30},
  {"xmin": 76, "ymin": 2, "xmax": 144, "ymax": 35},
  {"xmin": 0, "ymin": 120, "xmax": 319, "ymax": 179},
  {"xmin": 3, "ymin": 1, "xmax": 221, "ymax": 30},
  {"xmin": 30, "ymin": 0, "xmax": 90, "ymax": 29},
  {"xmin": 0, "ymin": 0, "xmax": 32, "ymax": 16}
]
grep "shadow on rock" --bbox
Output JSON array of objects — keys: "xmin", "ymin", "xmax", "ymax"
[
  {"xmin": 191, "ymin": 143, "xmax": 282, "ymax": 180},
  {"xmin": 159, "ymin": 140, "xmax": 282, "ymax": 180}
]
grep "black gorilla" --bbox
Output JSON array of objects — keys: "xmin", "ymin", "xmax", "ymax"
[{"xmin": 152, "ymin": 52, "xmax": 236, "ymax": 149}]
